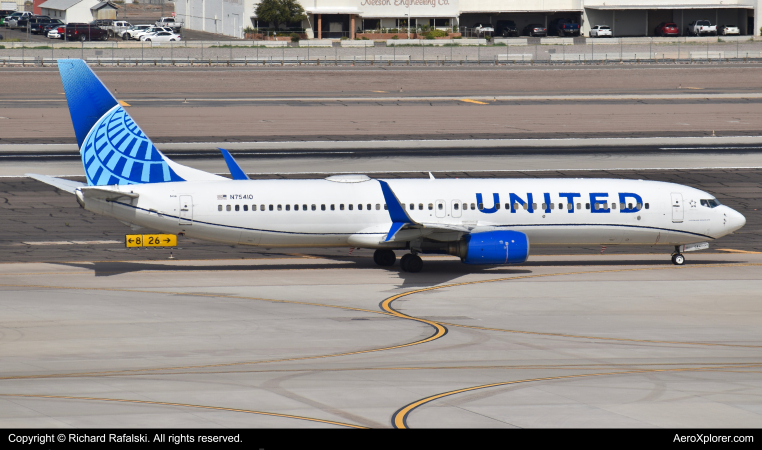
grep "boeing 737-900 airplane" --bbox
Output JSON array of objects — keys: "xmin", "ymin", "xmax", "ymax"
[{"xmin": 29, "ymin": 59, "xmax": 746, "ymax": 272}]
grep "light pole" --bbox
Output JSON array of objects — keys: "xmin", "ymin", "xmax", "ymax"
[{"xmin": 407, "ymin": 1, "xmax": 411, "ymax": 39}]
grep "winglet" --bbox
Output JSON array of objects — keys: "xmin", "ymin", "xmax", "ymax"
[
  {"xmin": 219, "ymin": 148, "xmax": 250, "ymax": 180},
  {"xmin": 429, "ymin": 172, "xmax": 435, "ymax": 180},
  {"xmin": 378, "ymin": 180, "xmax": 416, "ymax": 242}
]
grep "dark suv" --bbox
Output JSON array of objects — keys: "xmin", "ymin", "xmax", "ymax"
[
  {"xmin": 31, "ymin": 18, "xmax": 62, "ymax": 34},
  {"xmin": 548, "ymin": 18, "xmax": 580, "ymax": 36},
  {"xmin": 495, "ymin": 20, "xmax": 518, "ymax": 37},
  {"xmin": 64, "ymin": 22, "xmax": 108, "ymax": 41}
]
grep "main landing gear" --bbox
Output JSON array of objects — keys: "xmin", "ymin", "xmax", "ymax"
[
  {"xmin": 671, "ymin": 246, "xmax": 685, "ymax": 265},
  {"xmin": 373, "ymin": 249, "xmax": 423, "ymax": 272}
]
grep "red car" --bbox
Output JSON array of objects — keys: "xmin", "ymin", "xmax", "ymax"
[{"xmin": 654, "ymin": 22, "xmax": 679, "ymax": 37}]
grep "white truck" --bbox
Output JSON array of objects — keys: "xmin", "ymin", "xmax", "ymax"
[
  {"xmin": 687, "ymin": 20, "xmax": 716, "ymax": 36},
  {"xmin": 155, "ymin": 17, "xmax": 183, "ymax": 31}
]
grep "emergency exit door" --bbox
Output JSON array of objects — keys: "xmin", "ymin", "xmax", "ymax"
[
  {"xmin": 179, "ymin": 195, "xmax": 193, "ymax": 225},
  {"xmin": 671, "ymin": 193, "xmax": 683, "ymax": 223}
]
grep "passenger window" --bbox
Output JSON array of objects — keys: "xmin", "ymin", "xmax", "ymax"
[
  {"xmin": 595, "ymin": 203, "xmax": 600, "ymax": 210},
  {"xmin": 427, "ymin": 204, "xmax": 432, "ymax": 210},
  {"xmin": 532, "ymin": 203, "xmax": 537, "ymax": 210},
  {"xmin": 645, "ymin": 203, "xmax": 650, "ymax": 209},
  {"xmin": 420, "ymin": 204, "xmax": 424, "ymax": 210},
  {"xmin": 340, "ymin": 204, "xmax": 345, "ymax": 210},
  {"xmin": 321, "ymin": 204, "xmax": 326, "ymax": 211},
  {"xmin": 294, "ymin": 204, "xmax": 299, "ymax": 211},
  {"xmin": 636, "ymin": 203, "xmax": 642, "ymax": 209},
  {"xmin": 253, "ymin": 205, "xmax": 257, "ymax": 211},
  {"xmin": 269, "ymin": 205, "xmax": 273, "ymax": 211},
  {"xmin": 285, "ymin": 205, "xmax": 290, "ymax": 211},
  {"xmin": 576, "ymin": 203, "xmax": 580, "ymax": 210},
  {"xmin": 261, "ymin": 205, "xmax": 265, "ymax": 211},
  {"xmin": 454, "ymin": 203, "xmax": 459, "ymax": 210},
  {"xmin": 550, "ymin": 203, "xmax": 555, "ymax": 210},
  {"xmin": 243, "ymin": 205, "xmax": 248, "ymax": 211},
  {"xmin": 384, "ymin": 204, "xmax": 388, "ymax": 210},
  {"xmin": 349, "ymin": 204, "xmax": 353, "ymax": 210},
  {"xmin": 368, "ymin": 204, "xmax": 372, "ymax": 210},
  {"xmin": 478, "ymin": 203, "xmax": 484, "ymax": 210},
  {"xmin": 604, "ymin": 203, "xmax": 609, "ymax": 209},
  {"xmin": 523, "ymin": 203, "xmax": 528, "ymax": 210},
  {"xmin": 471, "ymin": 203, "xmax": 476, "ymax": 210},
  {"xmin": 375, "ymin": 204, "xmax": 380, "ymax": 210},
  {"xmin": 627, "ymin": 203, "xmax": 632, "ymax": 209},
  {"xmin": 331, "ymin": 204, "xmax": 335, "ymax": 211},
  {"xmin": 495, "ymin": 203, "xmax": 500, "ymax": 210},
  {"xmin": 586, "ymin": 203, "xmax": 590, "ymax": 210},
  {"xmin": 438, "ymin": 203, "xmax": 443, "ymax": 210},
  {"xmin": 218, "ymin": 205, "xmax": 222, "ymax": 211},
  {"xmin": 465, "ymin": 203, "xmax": 469, "ymax": 210},
  {"xmin": 303, "ymin": 204, "xmax": 307, "ymax": 211},
  {"xmin": 226, "ymin": 205, "xmax": 231, "ymax": 211},
  {"xmin": 277, "ymin": 205, "xmax": 282, "ymax": 211},
  {"xmin": 311, "ymin": 204, "xmax": 315, "ymax": 211},
  {"xmin": 513, "ymin": 203, "xmax": 519, "ymax": 210},
  {"xmin": 541, "ymin": 203, "xmax": 546, "ymax": 210},
  {"xmin": 611, "ymin": 203, "xmax": 616, "ymax": 210},
  {"xmin": 567, "ymin": 203, "xmax": 572, "ymax": 210},
  {"xmin": 504, "ymin": 203, "xmax": 510, "ymax": 210},
  {"xmin": 358, "ymin": 204, "xmax": 363, "ymax": 210},
  {"xmin": 409, "ymin": 204, "xmax": 414, "ymax": 210},
  {"xmin": 558, "ymin": 203, "xmax": 563, "ymax": 210}
]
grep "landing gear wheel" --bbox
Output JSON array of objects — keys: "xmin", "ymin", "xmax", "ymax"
[
  {"xmin": 400, "ymin": 254, "xmax": 423, "ymax": 273},
  {"xmin": 672, "ymin": 254, "xmax": 685, "ymax": 265},
  {"xmin": 373, "ymin": 249, "xmax": 396, "ymax": 267}
]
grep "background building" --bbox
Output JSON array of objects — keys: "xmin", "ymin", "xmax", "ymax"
[{"xmin": 176, "ymin": 0, "xmax": 762, "ymax": 38}]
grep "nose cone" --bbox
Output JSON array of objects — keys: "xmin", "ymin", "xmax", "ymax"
[{"xmin": 727, "ymin": 208, "xmax": 746, "ymax": 233}]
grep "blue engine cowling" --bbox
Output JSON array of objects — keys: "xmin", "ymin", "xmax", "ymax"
[{"xmin": 456, "ymin": 230, "xmax": 530, "ymax": 265}]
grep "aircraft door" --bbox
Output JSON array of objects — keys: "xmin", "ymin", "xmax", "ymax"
[
  {"xmin": 435, "ymin": 199, "xmax": 446, "ymax": 218},
  {"xmin": 179, "ymin": 195, "xmax": 193, "ymax": 225},
  {"xmin": 671, "ymin": 193, "xmax": 683, "ymax": 223},
  {"xmin": 451, "ymin": 199, "xmax": 462, "ymax": 218}
]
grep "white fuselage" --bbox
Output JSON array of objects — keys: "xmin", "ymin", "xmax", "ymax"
[{"xmin": 81, "ymin": 177, "xmax": 746, "ymax": 250}]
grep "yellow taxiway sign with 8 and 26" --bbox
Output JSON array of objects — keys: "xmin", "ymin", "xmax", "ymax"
[{"xmin": 126, "ymin": 234, "xmax": 177, "ymax": 248}]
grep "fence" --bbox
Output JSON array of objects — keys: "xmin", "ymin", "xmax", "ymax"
[{"xmin": 1, "ymin": 37, "xmax": 762, "ymax": 66}]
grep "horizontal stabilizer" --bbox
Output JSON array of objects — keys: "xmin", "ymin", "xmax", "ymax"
[
  {"xmin": 26, "ymin": 173, "xmax": 85, "ymax": 194},
  {"xmin": 79, "ymin": 186, "xmax": 139, "ymax": 202}
]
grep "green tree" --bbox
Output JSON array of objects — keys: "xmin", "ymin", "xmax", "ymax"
[{"xmin": 255, "ymin": 0, "xmax": 307, "ymax": 31}]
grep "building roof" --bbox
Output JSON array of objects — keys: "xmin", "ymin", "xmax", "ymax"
[
  {"xmin": 587, "ymin": 4, "xmax": 754, "ymax": 9},
  {"xmin": 38, "ymin": 0, "xmax": 85, "ymax": 11},
  {"xmin": 91, "ymin": 1, "xmax": 118, "ymax": 10}
]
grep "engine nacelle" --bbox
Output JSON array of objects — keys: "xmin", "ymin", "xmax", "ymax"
[{"xmin": 448, "ymin": 230, "xmax": 530, "ymax": 265}]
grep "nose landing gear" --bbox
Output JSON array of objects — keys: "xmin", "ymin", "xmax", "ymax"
[{"xmin": 671, "ymin": 246, "xmax": 685, "ymax": 265}]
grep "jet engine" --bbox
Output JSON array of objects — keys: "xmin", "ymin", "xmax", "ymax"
[{"xmin": 447, "ymin": 230, "xmax": 530, "ymax": 265}]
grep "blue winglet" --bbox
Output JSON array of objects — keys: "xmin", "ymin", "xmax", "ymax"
[
  {"xmin": 219, "ymin": 148, "xmax": 250, "ymax": 180},
  {"xmin": 378, "ymin": 180, "xmax": 416, "ymax": 242},
  {"xmin": 378, "ymin": 180, "xmax": 413, "ymax": 224},
  {"xmin": 384, "ymin": 221, "xmax": 407, "ymax": 242}
]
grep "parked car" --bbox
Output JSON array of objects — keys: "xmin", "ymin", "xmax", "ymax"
[
  {"xmin": 548, "ymin": 18, "xmax": 579, "ymax": 36},
  {"xmin": 5, "ymin": 11, "xmax": 32, "ymax": 28},
  {"xmin": 47, "ymin": 26, "xmax": 63, "ymax": 39},
  {"xmin": 155, "ymin": 16, "xmax": 183, "ymax": 31},
  {"xmin": 0, "ymin": 9, "xmax": 17, "ymax": 26},
  {"xmin": 589, "ymin": 25, "xmax": 612, "ymax": 38},
  {"xmin": 141, "ymin": 31, "xmax": 181, "ymax": 42},
  {"xmin": 687, "ymin": 20, "xmax": 716, "ymax": 36},
  {"xmin": 132, "ymin": 26, "xmax": 171, "ymax": 41},
  {"xmin": 40, "ymin": 19, "xmax": 64, "ymax": 36},
  {"xmin": 93, "ymin": 19, "xmax": 131, "ymax": 38},
  {"xmin": 30, "ymin": 17, "xmax": 60, "ymax": 34},
  {"xmin": 64, "ymin": 22, "xmax": 109, "ymax": 41},
  {"xmin": 654, "ymin": 22, "xmax": 679, "ymax": 37},
  {"xmin": 523, "ymin": 23, "xmax": 546, "ymax": 37},
  {"xmin": 718, "ymin": 24, "xmax": 740, "ymax": 36},
  {"xmin": 495, "ymin": 20, "xmax": 517, "ymax": 37},
  {"xmin": 122, "ymin": 24, "xmax": 153, "ymax": 40},
  {"xmin": 472, "ymin": 23, "xmax": 494, "ymax": 36},
  {"xmin": 16, "ymin": 15, "xmax": 49, "ymax": 30}
]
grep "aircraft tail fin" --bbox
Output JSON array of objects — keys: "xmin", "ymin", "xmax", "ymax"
[{"xmin": 58, "ymin": 59, "xmax": 223, "ymax": 186}]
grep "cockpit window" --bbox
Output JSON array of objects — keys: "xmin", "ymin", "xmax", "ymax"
[{"xmin": 700, "ymin": 199, "xmax": 721, "ymax": 208}]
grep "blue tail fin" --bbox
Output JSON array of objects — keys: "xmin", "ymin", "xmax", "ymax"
[
  {"xmin": 58, "ymin": 59, "xmax": 184, "ymax": 186},
  {"xmin": 219, "ymin": 148, "xmax": 250, "ymax": 180}
]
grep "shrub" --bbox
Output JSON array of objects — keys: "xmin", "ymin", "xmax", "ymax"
[
  {"xmin": 244, "ymin": 26, "xmax": 255, "ymax": 34},
  {"xmin": 361, "ymin": 36, "xmax": 369, "ymax": 40},
  {"xmin": 290, "ymin": 32, "xmax": 300, "ymax": 42},
  {"xmin": 390, "ymin": 28, "xmax": 399, "ymax": 33},
  {"xmin": 425, "ymin": 35, "xmax": 434, "ymax": 39},
  {"xmin": 425, "ymin": 29, "xmax": 446, "ymax": 38},
  {"xmin": 340, "ymin": 36, "xmax": 348, "ymax": 40},
  {"xmin": 391, "ymin": 35, "xmax": 399, "ymax": 39},
  {"xmin": 0, "ymin": 45, "xmax": 4, "ymax": 49}
]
